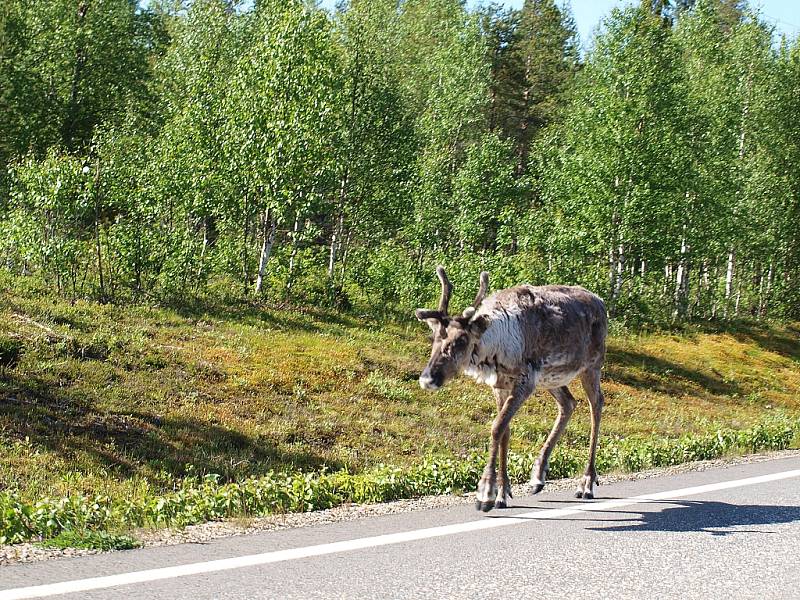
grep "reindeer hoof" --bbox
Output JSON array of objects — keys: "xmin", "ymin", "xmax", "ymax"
[
  {"xmin": 582, "ymin": 491, "xmax": 594, "ymax": 500},
  {"xmin": 476, "ymin": 500, "xmax": 495, "ymax": 512},
  {"xmin": 532, "ymin": 483, "xmax": 545, "ymax": 495},
  {"xmin": 574, "ymin": 490, "xmax": 584, "ymax": 499},
  {"xmin": 495, "ymin": 499, "xmax": 507, "ymax": 509}
]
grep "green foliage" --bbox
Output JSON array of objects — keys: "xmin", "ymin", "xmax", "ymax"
[
  {"xmin": 1, "ymin": 0, "xmax": 153, "ymax": 154},
  {"xmin": 3, "ymin": 150, "xmax": 95, "ymax": 297},
  {"xmin": 1, "ymin": 417, "xmax": 797, "ymax": 545},
  {"xmin": 1, "ymin": 0, "xmax": 798, "ymax": 322},
  {"xmin": 453, "ymin": 133, "xmax": 526, "ymax": 252}
]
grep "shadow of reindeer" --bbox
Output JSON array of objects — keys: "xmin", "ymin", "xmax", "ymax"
[{"xmin": 588, "ymin": 500, "xmax": 800, "ymax": 536}]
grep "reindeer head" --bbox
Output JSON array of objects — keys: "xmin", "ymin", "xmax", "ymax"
[{"xmin": 416, "ymin": 267, "xmax": 489, "ymax": 391}]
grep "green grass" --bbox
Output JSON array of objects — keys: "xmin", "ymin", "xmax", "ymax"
[{"xmin": 1, "ymin": 272, "xmax": 800, "ymax": 545}]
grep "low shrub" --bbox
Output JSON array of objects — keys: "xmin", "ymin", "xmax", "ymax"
[{"xmin": 0, "ymin": 335, "xmax": 23, "ymax": 370}]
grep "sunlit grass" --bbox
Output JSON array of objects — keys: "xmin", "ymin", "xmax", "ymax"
[{"xmin": 1, "ymin": 272, "xmax": 799, "ymax": 510}]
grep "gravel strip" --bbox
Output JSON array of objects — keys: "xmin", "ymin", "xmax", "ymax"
[{"xmin": 3, "ymin": 448, "xmax": 800, "ymax": 567}]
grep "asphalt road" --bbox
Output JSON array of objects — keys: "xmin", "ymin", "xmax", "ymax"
[{"xmin": 2, "ymin": 455, "xmax": 800, "ymax": 600}]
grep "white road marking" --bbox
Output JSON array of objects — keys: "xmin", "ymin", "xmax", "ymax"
[{"xmin": 2, "ymin": 468, "xmax": 799, "ymax": 600}]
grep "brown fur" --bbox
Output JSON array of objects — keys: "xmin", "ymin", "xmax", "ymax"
[{"xmin": 416, "ymin": 269, "xmax": 608, "ymax": 511}]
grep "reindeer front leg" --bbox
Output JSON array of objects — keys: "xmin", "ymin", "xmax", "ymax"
[
  {"xmin": 492, "ymin": 387, "xmax": 513, "ymax": 509},
  {"xmin": 477, "ymin": 372, "xmax": 536, "ymax": 512}
]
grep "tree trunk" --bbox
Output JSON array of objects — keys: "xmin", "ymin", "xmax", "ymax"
[
  {"xmin": 329, "ymin": 161, "xmax": 349, "ymax": 276},
  {"xmin": 610, "ymin": 243, "xmax": 625, "ymax": 314},
  {"xmin": 697, "ymin": 260, "xmax": 709, "ymax": 318},
  {"xmin": 724, "ymin": 249, "xmax": 735, "ymax": 318},
  {"xmin": 241, "ymin": 193, "xmax": 250, "ymax": 295},
  {"xmin": 710, "ymin": 265, "xmax": 719, "ymax": 319},
  {"xmin": 674, "ymin": 231, "xmax": 689, "ymax": 319},
  {"xmin": 328, "ymin": 209, "xmax": 344, "ymax": 280},
  {"xmin": 254, "ymin": 208, "xmax": 277, "ymax": 295},
  {"xmin": 92, "ymin": 159, "xmax": 105, "ymax": 302}
]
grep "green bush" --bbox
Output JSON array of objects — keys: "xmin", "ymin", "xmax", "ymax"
[{"xmin": 0, "ymin": 335, "xmax": 24, "ymax": 370}]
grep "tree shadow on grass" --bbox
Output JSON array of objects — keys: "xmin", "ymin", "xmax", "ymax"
[
  {"xmin": 0, "ymin": 371, "xmax": 342, "ymax": 488},
  {"xmin": 14, "ymin": 294, "xmax": 367, "ymax": 338},
  {"xmin": 729, "ymin": 324, "xmax": 800, "ymax": 363},
  {"xmin": 167, "ymin": 298, "xmax": 366, "ymax": 334},
  {"xmin": 605, "ymin": 347, "xmax": 746, "ymax": 398},
  {"xmin": 665, "ymin": 321, "xmax": 800, "ymax": 363},
  {"xmin": 586, "ymin": 500, "xmax": 800, "ymax": 535}
]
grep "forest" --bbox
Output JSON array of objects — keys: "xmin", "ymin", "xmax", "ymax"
[{"xmin": 1, "ymin": 0, "xmax": 799, "ymax": 324}]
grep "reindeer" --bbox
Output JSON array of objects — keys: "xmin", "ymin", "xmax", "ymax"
[{"xmin": 415, "ymin": 267, "xmax": 607, "ymax": 512}]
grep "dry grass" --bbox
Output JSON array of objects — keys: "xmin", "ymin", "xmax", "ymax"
[{"xmin": 1, "ymin": 274, "xmax": 799, "ymax": 505}]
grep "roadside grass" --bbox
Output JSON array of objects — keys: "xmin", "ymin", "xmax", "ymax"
[
  {"xmin": 1, "ymin": 273, "xmax": 799, "ymax": 545},
  {"xmin": 2, "ymin": 418, "xmax": 798, "ymax": 546},
  {"xmin": 37, "ymin": 530, "xmax": 139, "ymax": 551}
]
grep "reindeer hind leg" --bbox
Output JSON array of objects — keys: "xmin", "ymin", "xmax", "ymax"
[
  {"xmin": 531, "ymin": 386, "xmax": 577, "ymax": 494},
  {"xmin": 577, "ymin": 368, "xmax": 604, "ymax": 500}
]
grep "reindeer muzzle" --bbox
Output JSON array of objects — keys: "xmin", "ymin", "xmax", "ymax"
[{"xmin": 418, "ymin": 370, "xmax": 441, "ymax": 390}]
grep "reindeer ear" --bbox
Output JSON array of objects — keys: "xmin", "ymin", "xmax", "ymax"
[
  {"xmin": 462, "ymin": 307, "xmax": 476, "ymax": 319},
  {"xmin": 415, "ymin": 309, "xmax": 442, "ymax": 322},
  {"xmin": 468, "ymin": 315, "xmax": 488, "ymax": 337}
]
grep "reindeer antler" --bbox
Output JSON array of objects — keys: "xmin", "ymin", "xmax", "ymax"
[
  {"xmin": 472, "ymin": 271, "xmax": 489, "ymax": 309},
  {"xmin": 436, "ymin": 266, "xmax": 452, "ymax": 314}
]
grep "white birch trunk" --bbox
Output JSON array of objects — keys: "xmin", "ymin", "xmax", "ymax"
[
  {"xmin": 254, "ymin": 209, "xmax": 277, "ymax": 295},
  {"xmin": 339, "ymin": 228, "xmax": 352, "ymax": 283},
  {"xmin": 674, "ymin": 233, "xmax": 688, "ymax": 317},
  {"xmin": 612, "ymin": 243, "xmax": 625, "ymax": 306},
  {"xmin": 725, "ymin": 250, "xmax": 735, "ymax": 299},
  {"xmin": 711, "ymin": 265, "xmax": 719, "ymax": 320},
  {"xmin": 724, "ymin": 250, "xmax": 735, "ymax": 318},
  {"xmin": 328, "ymin": 211, "xmax": 344, "ymax": 279}
]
